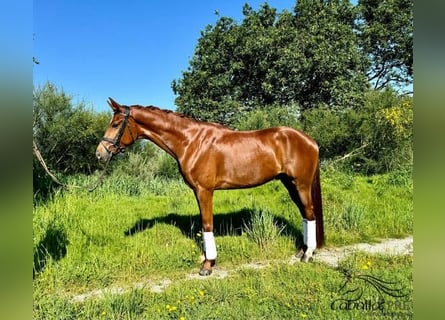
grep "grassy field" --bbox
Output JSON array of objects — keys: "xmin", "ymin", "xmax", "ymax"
[{"xmin": 33, "ymin": 167, "xmax": 413, "ymax": 319}]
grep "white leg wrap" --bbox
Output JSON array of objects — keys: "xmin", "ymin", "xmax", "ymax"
[
  {"xmin": 203, "ymin": 232, "xmax": 217, "ymax": 260},
  {"xmin": 303, "ymin": 219, "xmax": 317, "ymax": 250}
]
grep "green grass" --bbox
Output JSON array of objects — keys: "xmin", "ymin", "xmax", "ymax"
[
  {"xmin": 33, "ymin": 168, "xmax": 413, "ymax": 318},
  {"xmin": 33, "ymin": 254, "xmax": 413, "ymax": 319}
]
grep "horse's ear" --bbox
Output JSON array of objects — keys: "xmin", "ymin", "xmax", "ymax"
[{"xmin": 107, "ymin": 97, "xmax": 121, "ymax": 112}]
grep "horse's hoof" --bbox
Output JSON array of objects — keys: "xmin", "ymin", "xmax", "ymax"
[
  {"xmin": 300, "ymin": 254, "xmax": 314, "ymax": 263},
  {"xmin": 295, "ymin": 249, "xmax": 305, "ymax": 259},
  {"xmin": 199, "ymin": 268, "xmax": 212, "ymax": 276}
]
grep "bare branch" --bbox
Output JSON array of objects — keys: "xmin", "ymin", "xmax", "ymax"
[{"xmin": 327, "ymin": 143, "xmax": 370, "ymax": 166}]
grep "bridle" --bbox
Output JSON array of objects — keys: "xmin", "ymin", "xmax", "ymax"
[{"xmin": 100, "ymin": 106, "xmax": 136, "ymax": 155}]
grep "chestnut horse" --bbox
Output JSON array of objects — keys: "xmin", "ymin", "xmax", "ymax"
[{"xmin": 96, "ymin": 98, "xmax": 324, "ymax": 276}]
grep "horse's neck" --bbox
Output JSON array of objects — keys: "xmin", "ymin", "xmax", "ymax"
[{"xmin": 133, "ymin": 107, "xmax": 190, "ymax": 159}]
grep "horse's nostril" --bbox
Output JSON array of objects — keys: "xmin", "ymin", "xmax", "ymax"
[{"xmin": 96, "ymin": 151, "xmax": 101, "ymax": 160}]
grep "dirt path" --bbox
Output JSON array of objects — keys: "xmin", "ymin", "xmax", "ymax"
[
  {"xmin": 301, "ymin": 236, "xmax": 413, "ymax": 268},
  {"xmin": 71, "ymin": 236, "xmax": 413, "ymax": 303}
]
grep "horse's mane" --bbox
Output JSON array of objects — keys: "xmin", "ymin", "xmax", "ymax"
[{"xmin": 135, "ymin": 105, "xmax": 228, "ymax": 129}]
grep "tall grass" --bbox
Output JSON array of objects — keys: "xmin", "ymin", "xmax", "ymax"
[{"xmin": 244, "ymin": 209, "xmax": 286, "ymax": 249}]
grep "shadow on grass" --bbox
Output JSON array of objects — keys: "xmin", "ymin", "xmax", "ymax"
[
  {"xmin": 124, "ymin": 208, "xmax": 303, "ymax": 249},
  {"xmin": 33, "ymin": 223, "xmax": 69, "ymax": 278}
]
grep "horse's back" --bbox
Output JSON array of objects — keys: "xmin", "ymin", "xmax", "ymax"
[
  {"xmin": 182, "ymin": 125, "xmax": 318, "ymax": 190},
  {"xmin": 199, "ymin": 125, "xmax": 318, "ymax": 166},
  {"xmin": 240, "ymin": 126, "xmax": 318, "ymax": 157}
]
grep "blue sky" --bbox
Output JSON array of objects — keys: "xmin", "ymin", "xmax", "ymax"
[{"xmin": 33, "ymin": 0, "xmax": 298, "ymax": 112}]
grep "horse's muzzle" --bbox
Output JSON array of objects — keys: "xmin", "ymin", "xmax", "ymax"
[{"xmin": 96, "ymin": 145, "xmax": 112, "ymax": 163}]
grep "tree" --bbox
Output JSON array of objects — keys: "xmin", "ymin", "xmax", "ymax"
[
  {"xmin": 172, "ymin": 1, "xmax": 369, "ymax": 127},
  {"xmin": 357, "ymin": 0, "xmax": 413, "ymax": 91},
  {"xmin": 291, "ymin": 0, "xmax": 369, "ymax": 111},
  {"xmin": 172, "ymin": 15, "xmax": 242, "ymax": 125}
]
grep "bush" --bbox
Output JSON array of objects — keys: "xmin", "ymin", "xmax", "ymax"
[
  {"xmin": 33, "ymin": 83, "xmax": 110, "ymax": 175},
  {"xmin": 235, "ymin": 104, "xmax": 300, "ymax": 130},
  {"xmin": 355, "ymin": 90, "xmax": 413, "ymax": 174},
  {"xmin": 112, "ymin": 142, "xmax": 157, "ymax": 182},
  {"xmin": 302, "ymin": 106, "xmax": 357, "ymax": 160},
  {"xmin": 303, "ymin": 89, "xmax": 413, "ymax": 174},
  {"xmin": 33, "ymin": 83, "xmax": 110, "ymax": 199},
  {"xmin": 109, "ymin": 142, "xmax": 181, "ymax": 183},
  {"xmin": 155, "ymin": 154, "xmax": 181, "ymax": 180}
]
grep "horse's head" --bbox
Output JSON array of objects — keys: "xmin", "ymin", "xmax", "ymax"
[{"xmin": 95, "ymin": 98, "xmax": 137, "ymax": 163}]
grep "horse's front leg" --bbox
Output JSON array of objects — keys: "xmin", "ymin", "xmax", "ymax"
[{"xmin": 194, "ymin": 188, "xmax": 216, "ymax": 276}]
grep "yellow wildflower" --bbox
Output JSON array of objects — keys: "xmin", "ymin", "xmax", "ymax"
[
  {"xmin": 362, "ymin": 260, "xmax": 372, "ymax": 270},
  {"xmin": 166, "ymin": 304, "xmax": 177, "ymax": 312}
]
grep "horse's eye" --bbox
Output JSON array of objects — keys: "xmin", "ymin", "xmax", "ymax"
[{"xmin": 111, "ymin": 123, "xmax": 119, "ymax": 128}]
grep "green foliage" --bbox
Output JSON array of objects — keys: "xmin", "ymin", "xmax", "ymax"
[
  {"xmin": 156, "ymin": 154, "xmax": 181, "ymax": 180},
  {"xmin": 356, "ymin": 90, "xmax": 413, "ymax": 173},
  {"xmin": 111, "ymin": 143, "xmax": 159, "ymax": 181},
  {"xmin": 304, "ymin": 89, "xmax": 413, "ymax": 174},
  {"xmin": 33, "ymin": 0, "xmax": 414, "ymax": 209},
  {"xmin": 33, "ymin": 82, "xmax": 110, "ymax": 198},
  {"xmin": 101, "ymin": 290, "xmax": 146, "ymax": 318},
  {"xmin": 302, "ymin": 107, "xmax": 356, "ymax": 160},
  {"xmin": 109, "ymin": 143, "xmax": 182, "ymax": 185},
  {"xmin": 33, "ymin": 83, "xmax": 110, "ymax": 174},
  {"xmin": 292, "ymin": 0, "xmax": 369, "ymax": 110},
  {"xmin": 236, "ymin": 103, "xmax": 300, "ymax": 130}
]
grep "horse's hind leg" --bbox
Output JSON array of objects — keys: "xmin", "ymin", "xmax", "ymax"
[
  {"xmin": 280, "ymin": 175, "xmax": 316, "ymax": 262},
  {"xmin": 296, "ymin": 184, "xmax": 317, "ymax": 262}
]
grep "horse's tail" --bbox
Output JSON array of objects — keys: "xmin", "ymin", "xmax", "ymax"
[{"xmin": 312, "ymin": 160, "xmax": 324, "ymax": 248}]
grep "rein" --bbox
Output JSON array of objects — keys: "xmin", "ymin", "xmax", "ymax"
[{"xmin": 33, "ymin": 139, "xmax": 111, "ymax": 192}]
